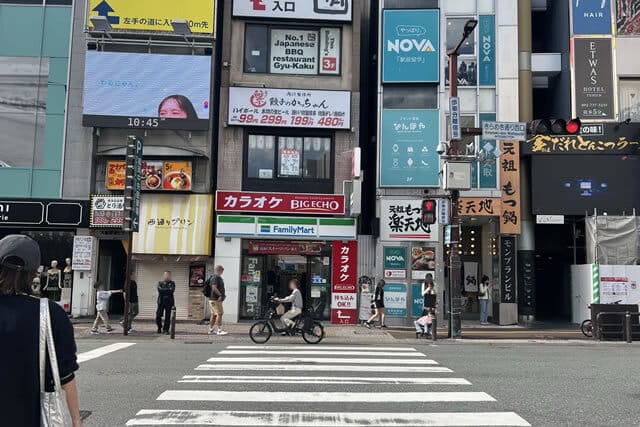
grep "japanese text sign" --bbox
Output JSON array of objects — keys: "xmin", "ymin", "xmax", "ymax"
[
  {"xmin": 500, "ymin": 236, "xmax": 517, "ymax": 303},
  {"xmin": 233, "ymin": 0, "xmax": 352, "ymax": 21},
  {"xmin": 380, "ymin": 199, "xmax": 440, "ymax": 242},
  {"xmin": 216, "ymin": 191, "xmax": 345, "ymax": 215},
  {"xmin": 89, "ymin": 195, "xmax": 125, "ymax": 228},
  {"xmin": 382, "ymin": 9, "xmax": 440, "ymax": 83},
  {"xmin": 72, "ymin": 236, "xmax": 95, "ymax": 271},
  {"xmin": 500, "ymin": 142, "xmax": 521, "ymax": 235},
  {"xmin": 384, "ymin": 283, "xmax": 407, "ymax": 317},
  {"xmin": 228, "ymin": 87, "xmax": 351, "ymax": 129},
  {"xmin": 524, "ymin": 134, "xmax": 640, "ymax": 154},
  {"xmin": 87, "ymin": 0, "xmax": 215, "ymax": 34},
  {"xmin": 458, "ymin": 197, "xmax": 501, "ymax": 217},
  {"xmin": 331, "ymin": 240, "xmax": 357, "ymax": 324}
]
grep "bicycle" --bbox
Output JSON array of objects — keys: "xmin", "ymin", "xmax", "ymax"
[
  {"xmin": 249, "ymin": 297, "xmax": 325, "ymax": 344},
  {"xmin": 581, "ymin": 300, "xmax": 622, "ymax": 337}
]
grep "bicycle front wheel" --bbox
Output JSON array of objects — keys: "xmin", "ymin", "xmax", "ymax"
[
  {"xmin": 581, "ymin": 319, "xmax": 593, "ymax": 338},
  {"xmin": 250, "ymin": 321, "xmax": 273, "ymax": 344},
  {"xmin": 302, "ymin": 321, "xmax": 324, "ymax": 344}
]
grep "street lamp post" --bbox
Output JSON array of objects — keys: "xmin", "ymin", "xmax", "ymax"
[{"xmin": 446, "ymin": 19, "xmax": 478, "ymax": 339}]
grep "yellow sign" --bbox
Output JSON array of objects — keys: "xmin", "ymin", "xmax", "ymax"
[
  {"xmin": 133, "ymin": 194, "xmax": 213, "ymax": 255},
  {"xmin": 87, "ymin": 0, "xmax": 215, "ymax": 34},
  {"xmin": 106, "ymin": 160, "xmax": 126, "ymax": 190}
]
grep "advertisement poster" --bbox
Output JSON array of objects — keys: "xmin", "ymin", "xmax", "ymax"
[
  {"xmin": 384, "ymin": 283, "xmax": 407, "ymax": 317},
  {"xmin": 270, "ymin": 29, "xmax": 319, "ymax": 75},
  {"xmin": 72, "ymin": 236, "xmax": 94, "ymax": 271},
  {"xmin": 411, "ymin": 247, "xmax": 436, "ymax": 280},
  {"xmin": 279, "ymin": 149, "xmax": 301, "ymax": 176},
  {"xmin": 89, "ymin": 195, "xmax": 124, "ymax": 228},
  {"xmin": 445, "ymin": 57, "xmax": 477, "ymax": 86},
  {"xmin": 83, "ymin": 52, "xmax": 211, "ymax": 130},
  {"xmin": 162, "ymin": 161, "xmax": 192, "ymax": 191},
  {"xmin": 464, "ymin": 262, "xmax": 479, "ymax": 292},
  {"xmin": 478, "ymin": 15, "xmax": 496, "ymax": 86},
  {"xmin": 383, "ymin": 247, "xmax": 407, "ymax": 279},
  {"xmin": 331, "ymin": 240, "xmax": 357, "ymax": 324},
  {"xmin": 87, "ymin": 0, "xmax": 216, "ymax": 34},
  {"xmin": 216, "ymin": 191, "xmax": 345, "ymax": 215},
  {"xmin": 571, "ymin": 0, "xmax": 612, "ymax": 34},
  {"xmin": 228, "ymin": 87, "xmax": 350, "ymax": 129},
  {"xmin": 380, "ymin": 199, "xmax": 440, "ymax": 242},
  {"xmin": 189, "ymin": 265, "xmax": 205, "ymax": 288},
  {"xmin": 380, "ymin": 109, "xmax": 440, "ymax": 187},
  {"xmin": 107, "ymin": 160, "xmax": 192, "ymax": 191},
  {"xmin": 359, "ymin": 278, "xmax": 373, "ymax": 321},
  {"xmin": 233, "ymin": 0, "xmax": 352, "ymax": 21},
  {"xmin": 382, "ymin": 9, "xmax": 440, "ymax": 83},
  {"xmin": 572, "ymin": 38, "xmax": 615, "ymax": 120}
]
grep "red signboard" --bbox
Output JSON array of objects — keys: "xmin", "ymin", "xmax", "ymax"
[
  {"xmin": 248, "ymin": 241, "xmax": 324, "ymax": 255},
  {"xmin": 216, "ymin": 191, "xmax": 345, "ymax": 215},
  {"xmin": 331, "ymin": 240, "xmax": 358, "ymax": 324}
]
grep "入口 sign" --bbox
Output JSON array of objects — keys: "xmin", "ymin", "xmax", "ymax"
[
  {"xmin": 216, "ymin": 191, "xmax": 345, "ymax": 215},
  {"xmin": 228, "ymin": 87, "xmax": 350, "ymax": 129},
  {"xmin": 233, "ymin": 0, "xmax": 352, "ymax": 21}
]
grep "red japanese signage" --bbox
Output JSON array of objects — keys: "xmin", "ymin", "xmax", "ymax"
[
  {"xmin": 331, "ymin": 240, "xmax": 358, "ymax": 324},
  {"xmin": 216, "ymin": 191, "xmax": 345, "ymax": 215},
  {"xmin": 248, "ymin": 241, "xmax": 324, "ymax": 255}
]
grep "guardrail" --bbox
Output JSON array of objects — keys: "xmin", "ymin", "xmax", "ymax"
[{"xmin": 595, "ymin": 311, "xmax": 640, "ymax": 343}]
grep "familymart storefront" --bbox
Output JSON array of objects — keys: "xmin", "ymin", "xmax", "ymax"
[{"xmin": 215, "ymin": 193, "xmax": 357, "ymax": 324}]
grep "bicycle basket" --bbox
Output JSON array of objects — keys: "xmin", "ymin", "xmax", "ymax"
[{"xmin": 275, "ymin": 303, "xmax": 285, "ymax": 316}]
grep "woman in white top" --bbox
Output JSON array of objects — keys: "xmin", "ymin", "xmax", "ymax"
[
  {"xmin": 422, "ymin": 273, "xmax": 437, "ymax": 315},
  {"xmin": 478, "ymin": 275, "xmax": 491, "ymax": 325},
  {"xmin": 275, "ymin": 279, "xmax": 303, "ymax": 329}
]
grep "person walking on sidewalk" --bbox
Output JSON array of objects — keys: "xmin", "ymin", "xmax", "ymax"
[
  {"xmin": 365, "ymin": 279, "xmax": 387, "ymax": 329},
  {"xmin": 123, "ymin": 272, "xmax": 138, "ymax": 332},
  {"xmin": 207, "ymin": 265, "xmax": 228, "ymax": 336},
  {"xmin": 91, "ymin": 281, "xmax": 122, "ymax": 334},
  {"xmin": 156, "ymin": 271, "xmax": 175, "ymax": 334},
  {"xmin": 478, "ymin": 275, "xmax": 491, "ymax": 325}
]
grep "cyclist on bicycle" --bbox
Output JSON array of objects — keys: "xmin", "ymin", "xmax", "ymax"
[{"xmin": 275, "ymin": 279, "xmax": 303, "ymax": 329}]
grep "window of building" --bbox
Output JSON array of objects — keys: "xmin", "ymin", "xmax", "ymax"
[
  {"xmin": 244, "ymin": 24, "xmax": 341, "ymax": 75},
  {"xmin": 446, "ymin": 18, "xmax": 476, "ymax": 55},
  {"xmin": 619, "ymin": 79, "xmax": 640, "ymax": 122},
  {"xmin": 245, "ymin": 133, "xmax": 333, "ymax": 193}
]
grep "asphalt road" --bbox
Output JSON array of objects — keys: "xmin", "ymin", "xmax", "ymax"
[{"xmin": 74, "ymin": 339, "xmax": 640, "ymax": 426}]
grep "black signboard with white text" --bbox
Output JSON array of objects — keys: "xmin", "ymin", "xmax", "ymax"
[
  {"xmin": 500, "ymin": 236, "xmax": 516, "ymax": 304},
  {"xmin": 0, "ymin": 200, "xmax": 88, "ymax": 228},
  {"xmin": 572, "ymin": 38, "xmax": 615, "ymax": 120}
]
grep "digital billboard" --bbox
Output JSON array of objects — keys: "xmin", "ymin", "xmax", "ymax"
[{"xmin": 82, "ymin": 52, "xmax": 211, "ymax": 130}]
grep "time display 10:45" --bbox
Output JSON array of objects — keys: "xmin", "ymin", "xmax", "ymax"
[{"xmin": 127, "ymin": 117, "xmax": 160, "ymax": 128}]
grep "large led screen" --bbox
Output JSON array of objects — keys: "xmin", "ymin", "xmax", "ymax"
[
  {"xmin": 531, "ymin": 155, "xmax": 640, "ymax": 216},
  {"xmin": 83, "ymin": 52, "xmax": 211, "ymax": 130}
]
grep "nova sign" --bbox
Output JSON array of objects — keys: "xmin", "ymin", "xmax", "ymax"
[{"xmin": 387, "ymin": 38, "xmax": 436, "ymax": 54}]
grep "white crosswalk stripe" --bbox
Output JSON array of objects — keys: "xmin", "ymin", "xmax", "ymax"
[{"xmin": 126, "ymin": 344, "xmax": 531, "ymax": 426}]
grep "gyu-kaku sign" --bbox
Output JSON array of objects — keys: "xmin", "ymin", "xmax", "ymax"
[{"xmin": 482, "ymin": 121, "xmax": 527, "ymax": 141}]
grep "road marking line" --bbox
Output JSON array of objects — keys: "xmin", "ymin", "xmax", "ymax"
[
  {"xmin": 127, "ymin": 410, "xmax": 530, "ymax": 426},
  {"xmin": 179, "ymin": 375, "xmax": 471, "ymax": 385},
  {"xmin": 195, "ymin": 364, "xmax": 453, "ymax": 373},
  {"xmin": 226, "ymin": 345, "xmax": 417, "ymax": 351},
  {"xmin": 77, "ymin": 343, "xmax": 136, "ymax": 363},
  {"xmin": 219, "ymin": 350, "xmax": 424, "ymax": 357},
  {"xmin": 157, "ymin": 391, "xmax": 495, "ymax": 403},
  {"xmin": 206, "ymin": 357, "xmax": 436, "ymax": 365}
]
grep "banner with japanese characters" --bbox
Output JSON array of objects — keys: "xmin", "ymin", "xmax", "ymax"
[
  {"xmin": 228, "ymin": 87, "xmax": 350, "ymax": 129},
  {"xmin": 331, "ymin": 240, "xmax": 358, "ymax": 324},
  {"xmin": 216, "ymin": 191, "xmax": 344, "ymax": 215},
  {"xmin": 132, "ymin": 194, "xmax": 212, "ymax": 255},
  {"xmin": 500, "ymin": 236, "xmax": 516, "ymax": 303},
  {"xmin": 499, "ymin": 141, "xmax": 521, "ymax": 235},
  {"xmin": 233, "ymin": 0, "xmax": 352, "ymax": 22},
  {"xmin": 89, "ymin": 195, "xmax": 124, "ymax": 228},
  {"xmin": 380, "ymin": 199, "xmax": 440, "ymax": 242},
  {"xmin": 458, "ymin": 197, "xmax": 501, "ymax": 217}
]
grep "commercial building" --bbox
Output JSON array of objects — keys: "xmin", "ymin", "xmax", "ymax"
[{"xmin": 215, "ymin": 0, "xmax": 362, "ymax": 324}]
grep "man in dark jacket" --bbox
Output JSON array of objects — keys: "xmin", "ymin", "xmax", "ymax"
[{"xmin": 156, "ymin": 270, "xmax": 175, "ymax": 334}]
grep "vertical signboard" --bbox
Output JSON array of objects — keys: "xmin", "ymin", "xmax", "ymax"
[
  {"xmin": 383, "ymin": 247, "xmax": 407, "ymax": 279},
  {"xmin": 131, "ymin": 138, "xmax": 143, "ymax": 232},
  {"xmin": 500, "ymin": 141, "xmax": 521, "ymax": 235},
  {"xmin": 382, "ymin": 9, "xmax": 440, "ymax": 83},
  {"xmin": 572, "ymin": 38, "xmax": 615, "ymax": 121},
  {"xmin": 411, "ymin": 283, "xmax": 424, "ymax": 317},
  {"xmin": 331, "ymin": 240, "xmax": 358, "ymax": 324},
  {"xmin": 478, "ymin": 113, "xmax": 498, "ymax": 189},
  {"xmin": 571, "ymin": 0, "xmax": 613, "ymax": 35},
  {"xmin": 517, "ymin": 250, "xmax": 536, "ymax": 315},
  {"xmin": 478, "ymin": 15, "xmax": 496, "ymax": 86},
  {"xmin": 384, "ymin": 283, "xmax": 408, "ymax": 317},
  {"xmin": 380, "ymin": 109, "xmax": 440, "ymax": 187},
  {"xmin": 500, "ymin": 236, "xmax": 516, "ymax": 303}
]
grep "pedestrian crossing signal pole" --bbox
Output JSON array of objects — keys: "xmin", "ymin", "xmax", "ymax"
[{"xmin": 122, "ymin": 135, "xmax": 143, "ymax": 336}]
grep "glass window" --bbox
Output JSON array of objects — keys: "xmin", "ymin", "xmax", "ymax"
[
  {"xmin": 445, "ymin": 56, "xmax": 477, "ymax": 86},
  {"xmin": 619, "ymin": 79, "xmax": 640, "ymax": 122},
  {"xmin": 447, "ymin": 18, "xmax": 475, "ymax": 55},
  {"xmin": 244, "ymin": 25, "xmax": 269, "ymax": 73},
  {"xmin": 247, "ymin": 135, "xmax": 275, "ymax": 179},
  {"xmin": 383, "ymin": 86, "xmax": 438, "ymax": 109},
  {"xmin": 303, "ymin": 137, "xmax": 331, "ymax": 179}
]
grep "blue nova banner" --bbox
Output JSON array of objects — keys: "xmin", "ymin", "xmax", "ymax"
[
  {"xmin": 571, "ymin": 0, "xmax": 612, "ymax": 35},
  {"xmin": 478, "ymin": 15, "xmax": 496, "ymax": 86},
  {"xmin": 382, "ymin": 9, "xmax": 440, "ymax": 83}
]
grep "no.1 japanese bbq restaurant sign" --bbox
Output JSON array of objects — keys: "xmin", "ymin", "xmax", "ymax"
[{"xmin": 133, "ymin": 194, "xmax": 213, "ymax": 255}]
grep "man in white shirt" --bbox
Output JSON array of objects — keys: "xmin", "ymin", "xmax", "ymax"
[{"xmin": 91, "ymin": 281, "xmax": 123, "ymax": 334}]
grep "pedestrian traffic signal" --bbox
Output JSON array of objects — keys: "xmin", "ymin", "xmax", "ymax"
[
  {"xmin": 421, "ymin": 199, "xmax": 437, "ymax": 226},
  {"xmin": 528, "ymin": 118, "xmax": 581, "ymax": 136}
]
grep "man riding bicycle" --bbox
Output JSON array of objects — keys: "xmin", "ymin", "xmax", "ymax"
[{"xmin": 274, "ymin": 279, "xmax": 303, "ymax": 329}]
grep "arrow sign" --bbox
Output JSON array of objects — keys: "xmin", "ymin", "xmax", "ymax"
[
  {"xmin": 92, "ymin": 0, "xmax": 120, "ymax": 24},
  {"xmin": 337, "ymin": 310, "xmax": 349, "ymax": 319}
]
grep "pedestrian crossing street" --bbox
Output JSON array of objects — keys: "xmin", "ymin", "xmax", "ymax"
[{"xmin": 125, "ymin": 345, "xmax": 530, "ymax": 426}]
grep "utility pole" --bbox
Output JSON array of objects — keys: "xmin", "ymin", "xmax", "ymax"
[{"xmin": 446, "ymin": 19, "xmax": 478, "ymax": 339}]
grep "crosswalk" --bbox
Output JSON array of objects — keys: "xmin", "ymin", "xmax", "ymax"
[{"xmin": 125, "ymin": 344, "xmax": 530, "ymax": 426}]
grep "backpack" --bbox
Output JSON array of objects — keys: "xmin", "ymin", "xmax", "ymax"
[{"xmin": 202, "ymin": 276, "xmax": 213, "ymax": 298}]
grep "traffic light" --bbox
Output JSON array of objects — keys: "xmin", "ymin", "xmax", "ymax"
[
  {"xmin": 421, "ymin": 199, "xmax": 437, "ymax": 226},
  {"xmin": 528, "ymin": 118, "xmax": 581, "ymax": 136}
]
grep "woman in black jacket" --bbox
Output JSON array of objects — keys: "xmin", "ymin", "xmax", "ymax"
[{"xmin": 365, "ymin": 279, "xmax": 387, "ymax": 328}]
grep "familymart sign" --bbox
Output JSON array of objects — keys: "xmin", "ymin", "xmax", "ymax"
[{"xmin": 216, "ymin": 216, "xmax": 356, "ymax": 240}]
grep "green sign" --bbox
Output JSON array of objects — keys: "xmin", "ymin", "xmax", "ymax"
[{"xmin": 383, "ymin": 247, "xmax": 407, "ymax": 269}]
